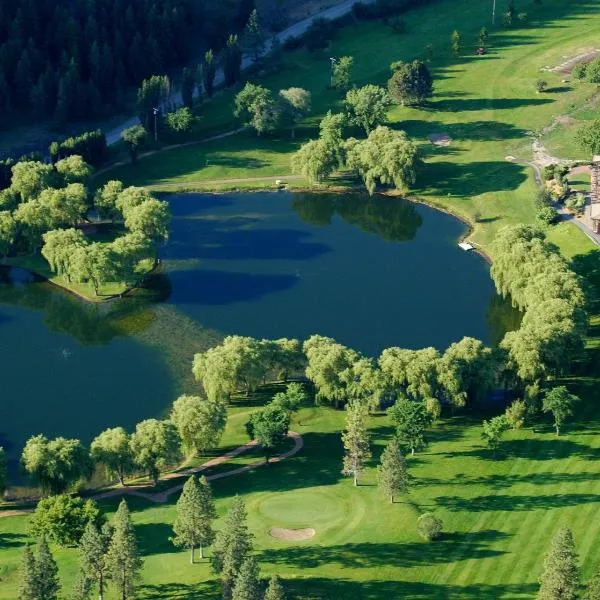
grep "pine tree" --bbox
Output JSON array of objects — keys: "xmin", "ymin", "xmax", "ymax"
[
  {"xmin": 203, "ymin": 50, "xmax": 216, "ymax": 98},
  {"xmin": 105, "ymin": 500, "xmax": 142, "ymax": 600},
  {"xmin": 172, "ymin": 475, "xmax": 216, "ymax": 563},
  {"xmin": 18, "ymin": 546, "xmax": 38, "ymax": 600},
  {"xmin": 35, "ymin": 536, "xmax": 60, "ymax": 600},
  {"xmin": 223, "ymin": 35, "xmax": 242, "ymax": 87},
  {"xmin": 180, "ymin": 67, "xmax": 195, "ymax": 109},
  {"xmin": 377, "ymin": 439, "xmax": 409, "ymax": 503},
  {"xmin": 77, "ymin": 521, "xmax": 112, "ymax": 599},
  {"xmin": 231, "ymin": 556, "xmax": 260, "ymax": 600},
  {"xmin": 342, "ymin": 401, "xmax": 371, "ymax": 486},
  {"xmin": 538, "ymin": 527, "xmax": 579, "ymax": 600},
  {"xmin": 264, "ymin": 575, "xmax": 286, "ymax": 600},
  {"xmin": 586, "ymin": 564, "xmax": 600, "ymax": 600},
  {"xmin": 212, "ymin": 496, "xmax": 253, "ymax": 599}
]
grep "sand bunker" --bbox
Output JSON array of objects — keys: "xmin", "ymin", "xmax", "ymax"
[
  {"xmin": 551, "ymin": 49, "xmax": 600, "ymax": 74},
  {"xmin": 505, "ymin": 155, "xmax": 516, "ymax": 161},
  {"xmin": 270, "ymin": 527, "xmax": 315, "ymax": 541},
  {"xmin": 429, "ymin": 133, "xmax": 452, "ymax": 147}
]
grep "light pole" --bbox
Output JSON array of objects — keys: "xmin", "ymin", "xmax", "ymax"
[
  {"xmin": 492, "ymin": 0, "xmax": 496, "ymax": 24},
  {"xmin": 329, "ymin": 57, "xmax": 336, "ymax": 88},
  {"xmin": 153, "ymin": 107, "xmax": 159, "ymax": 143}
]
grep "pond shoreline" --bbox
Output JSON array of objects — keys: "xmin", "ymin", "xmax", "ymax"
[{"xmin": 7, "ymin": 188, "xmax": 492, "ymax": 304}]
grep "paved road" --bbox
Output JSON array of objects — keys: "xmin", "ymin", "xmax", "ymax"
[{"xmin": 105, "ymin": 0, "xmax": 371, "ymax": 145}]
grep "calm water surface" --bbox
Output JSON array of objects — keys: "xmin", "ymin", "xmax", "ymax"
[{"xmin": 0, "ymin": 191, "xmax": 513, "ymax": 472}]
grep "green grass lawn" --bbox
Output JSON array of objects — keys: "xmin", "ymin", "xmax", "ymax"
[
  {"xmin": 97, "ymin": 0, "xmax": 600, "ymax": 252},
  {"xmin": 3, "ymin": 1, "xmax": 600, "ymax": 598}
]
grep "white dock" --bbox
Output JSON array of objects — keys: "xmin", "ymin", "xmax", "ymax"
[{"xmin": 458, "ymin": 242, "xmax": 474, "ymax": 251}]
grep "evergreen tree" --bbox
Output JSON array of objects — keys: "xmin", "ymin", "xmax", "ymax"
[
  {"xmin": 342, "ymin": 400, "xmax": 371, "ymax": 487},
  {"xmin": 377, "ymin": 439, "xmax": 409, "ymax": 503},
  {"xmin": 105, "ymin": 500, "xmax": 142, "ymax": 600},
  {"xmin": 232, "ymin": 556, "xmax": 261, "ymax": 600},
  {"xmin": 212, "ymin": 496, "xmax": 253, "ymax": 599},
  {"xmin": 223, "ymin": 35, "xmax": 242, "ymax": 87},
  {"xmin": 0, "ymin": 446, "xmax": 6, "ymax": 496},
  {"xmin": 76, "ymin": 521, "xmax": 112, "ymax": 600},
  {"xmin": 180, "ymin": 66, "xmax": 195, "ymax": 109},
  {"xmin": 264, "ymin": 575, "xmax": 286, "ymax": 600},
  {"xmin": 586, "ymin": 564, "xmax": 600, "ymax": 600},
  {"xmin": 538, "ymin": 527, "xmax": 579, "ymax": 600},
  {"xmin": 203, "ymin": 50, "xmax": 216, "ymax": 98},
  {"xmin": 35, "ymin": 536, "xmax": 60, "ymax": 600},
  {"xmin": 243, "ymin": 9, "xmax": 265, "ymax": 61},
  {"xmin": 18, "ymin": 546, "xmax": 38, "ymax": 600},
  {"xmin": 172, "ymin": 475, "xmax": 216, "ymax": 563}
]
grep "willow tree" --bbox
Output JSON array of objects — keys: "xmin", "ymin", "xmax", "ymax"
[{"xmin": 345, "ymin": 126, "xmax": 419, "ymax": 195}]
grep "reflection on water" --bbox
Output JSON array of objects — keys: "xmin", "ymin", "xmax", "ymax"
[{"xmin": 0, "ymin": 191, "xmax": 519, "ymax": 472}]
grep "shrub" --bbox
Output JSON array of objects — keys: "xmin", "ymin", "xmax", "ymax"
[
  {"xmin": 536, "ymin": 79, "xmax": 548, "ymax": 92},
  {"xmin": 572, "ymin": 63, "xmax": 588, "ymax": 80},
  {"xmin": 542, "ymin": 164, "xmax": 557, "ymax": 181},
  {"xmin": 535, "ymin": 187, "xmax": 553, "ymax": 209},
  {"xmin": 304, "ymin": 18, "xmax": 335, "ymax": 52},
  {"xmin": 518, "ymin": 11, "xmax": 528, "ymax": 23},
  {"xmin": 565, "ymin": 192, "xmax": 586, "ymax": 214},
  {"xmin": 417, "ymin": 513, "xmax": 443, "ymax": 541},
  {"xmin": 537, "ymin": 205, "xmax": 559, "ymax": 225},
  {"xmin": 48, "ymin": 130, "xmax": 107, "ymax": 166}
]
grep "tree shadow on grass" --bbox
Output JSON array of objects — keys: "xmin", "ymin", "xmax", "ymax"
[
  {"xmin": 438, "ymin": 437, "xmax": 599, "ymax": 461},
  {"xmin": 435, "ymin": 492, "xmax": 600, "ymax": 512},
  {"xmin": 428, "ymin": 97, "xmax": 553, "ymax": 112},
  {"xmin": 0, "ymin": 532, "xmax": 27, "ymax": 549},
  {"xmin": 288, "ymin": 577, "xmax": 537, "ymax": 600},
  {"xmin": 141, "ymin": 581, "xmax": 219, "ymax": 600},
  {"xmin": 415, "ymin": 160, "xmax": 528, "ymax": 197},
  {"xmin": 258, "ymin": 530, "xmax": 508, "ymax": 570},
  {"xmin": 136, "ymin": 522, "xmax": 179, "ymax": 556},
  {"xmin": 402, "ymin": 119, "xmax": 528, "ymax": 142}
]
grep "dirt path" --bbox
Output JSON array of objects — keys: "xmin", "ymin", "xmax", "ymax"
[
  {"xmin": 0, "ymin": 432, "xmax": 304, "ymax": 515},
  {"xmin": 147, "ymin": 174, "xmax": 302, "ymax": 189}
]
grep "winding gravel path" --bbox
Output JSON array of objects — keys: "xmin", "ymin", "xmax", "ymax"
[{"xmin": 0, "ymin": 432, "xmax": 304, "ymax": 515}]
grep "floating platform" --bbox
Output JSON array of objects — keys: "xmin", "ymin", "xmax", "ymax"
[{"xmin": 458, "ymin": 242, "xmax": 474, "ymax": 251}]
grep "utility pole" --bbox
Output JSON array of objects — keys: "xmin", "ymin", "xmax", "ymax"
[{"xmin": 492, "ymin": 0, "xmax": 496, "ymax": 25}]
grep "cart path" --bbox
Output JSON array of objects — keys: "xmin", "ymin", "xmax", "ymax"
[{"xmin": 0, "ymin": 431, "xmax": 304, "ymax": 515}]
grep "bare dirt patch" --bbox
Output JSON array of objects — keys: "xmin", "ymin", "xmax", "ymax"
[
  {"xmin": 429, "ymin": 133, "xmax": 452, "ymax": 147},
  {"xmin": 270, "ymin": 527, "xmax": 316, "ymax": 541},
  {"xmin": 551, "ymin": 49, "xmax": 600, "ymax": 74}
]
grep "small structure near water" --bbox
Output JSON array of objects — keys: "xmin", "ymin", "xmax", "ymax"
[{"xmin": 458, "ymin": 242, "xmax": 474, "ymax": 251}]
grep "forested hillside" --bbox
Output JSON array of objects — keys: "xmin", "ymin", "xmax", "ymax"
[{"xmin": 0, "ymin": 0, "xmax": 254, "ymax": 125}]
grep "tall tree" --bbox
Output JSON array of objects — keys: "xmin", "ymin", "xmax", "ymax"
[
  {"xmin": 203, "ymin": 50, "xmax": 216, "ymax": 98},
  {"xmin": 0, "ymin": 211, "xmax": 17, "ymax": 258},
  {"xmin": 377, "ymin": 438, "xmax": 409, "ymax": 502},
  {"xmin": 279, "ymin": 88, "xmax": 311, "ymax": 139},
  {"xmin": 585, "ymin": 563, "xmax": 600, "ymax": 600},
  {"xmin": 387, "ymin": 60, "xmax": 433, "ymax": 106},
  {"xmin": 243, "ymin": 9, "xmax": 265, "ymax": 61},
  {"xmin": 130, "ymin": 419, "xmax": 182, "ymax": 485},
  {"xmin": 75, "ymin": 521, "xmax": 112, "ymax": 600},
  {"xmin": 264, "ymin": 575, "xmax": 286, "ymax": 600},
  {"xmin": 538, "ymin": 527, "xmax": 579, "ymax": 600},
  {"xmin": 542, "ymin": 386, "xmax": 579, "ymax": 436},
  {"xmin": 344, "ymin": 85, "xmax": 390, "ymax": 135},
  {"xmin": 105, "ymin": 500, "xmax": 142, "ymax": 600},
  {"xmin": 212, "ymin": 496, "xmax": 253, "ymax": 599},
  {"xmin": 388, "ymin": 399, "xmax": 432, "ymax": 455},
  {"xmin": 35, "ymin": 536, "xmax": 60, "ymax": 600},
  {"xmin": 121, "ymin": 125, "xmax": 147, "ymax": 164},
  {"xmin": 70, "ymin": 243, "xmax": 115, "ymax": 296},
  {"xmin": 172, "ymin": 475, "xmax": 216, "ymax": 562},
  {"xmin": 180, "ymin": 66, "xmax": 195, "ymax": 109},
  {"xmin": 234, "ymin": 83, "xmax": 279, "ymax": 136},
  {"xmin": 345, "ymin": 126, "xmax": 419, "ymax": 195},
  {"xmin": 91, "ymin": 427, "xmax": 134, "ymax": 485},
  {"xmin": 170, "ymin": 395, "xmax": 227, "ymax": 457},
  {"xmin": 481, "ymin": 415, "xmax": 509, "ymax": 457},
  {"xmin": 246, "ymin": 403, "xmax": 290, "ymax": 461},
  {"xmin": 21, "ymin": 435, "xmax": 92, "ymax": 494},
  {"xmin": 223, "ymin": 35, "xmax": 242, "ymax": 87},
  {"xmin": 232, "ymin": 556, "xmax": 261, "ymax": 600},
  {"xmin": 342, "ymin": 400, "xmax": 371, "ymax": 486},
  {"xmin": 451, "ymin": 30, "xmax": 462, "ymax": 55},
  {"xmin": 42, "ymin": 228, "xmax": 87, "ymax": 281},
  {"xmin": 332, "ymin": 56, "xmax": 354, "ymax": 90},
  {"xmin": 19, "ymin": 546, "xmax": 38, "ymax": 600}
]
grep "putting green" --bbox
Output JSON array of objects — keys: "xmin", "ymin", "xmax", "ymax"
[{"xmin": 255, "ymin": 488, "xmax": 348, "ymax": 531}]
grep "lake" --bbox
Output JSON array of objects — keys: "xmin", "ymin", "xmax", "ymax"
[{"xmin": 0, "ymin": 191, "xmax": 514, "ymax": 473}]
